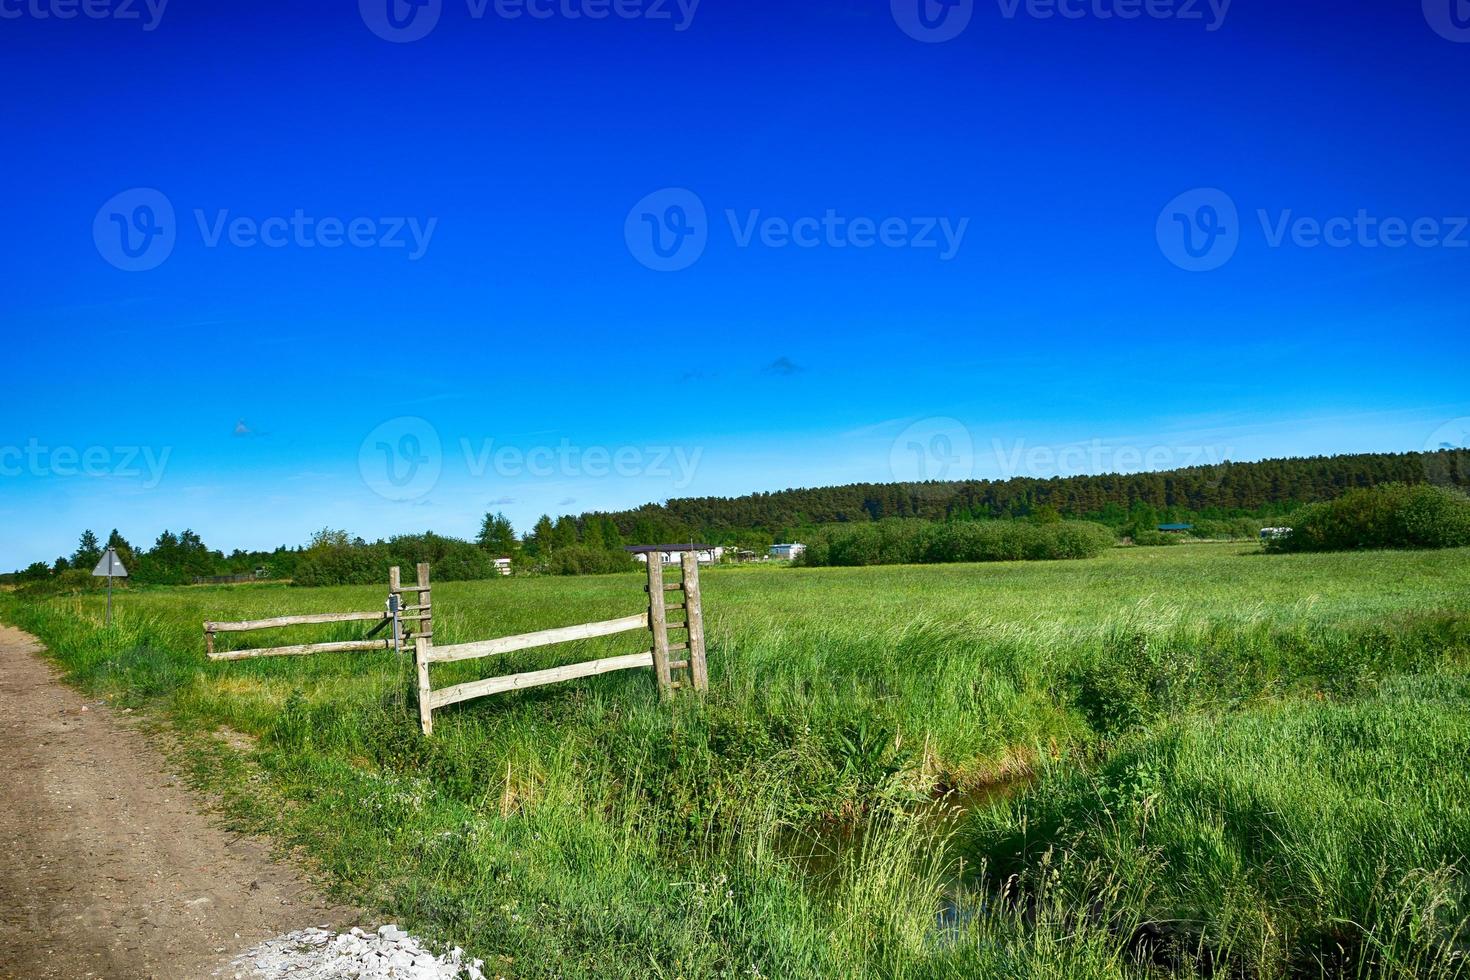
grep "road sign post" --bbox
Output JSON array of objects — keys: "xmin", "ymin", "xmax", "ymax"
[{"xmin": 91, "ymin": 548, "xmax": 129, "ymax": 626}]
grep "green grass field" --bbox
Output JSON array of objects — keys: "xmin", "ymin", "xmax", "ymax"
[{"xmin": 4, "ymin": 544, "xmax": 1470, "ymax": 978}]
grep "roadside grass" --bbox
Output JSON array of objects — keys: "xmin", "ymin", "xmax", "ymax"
[{"xmin": 2, "ymin": 545, "xmax": 1468, "ymax": 977}]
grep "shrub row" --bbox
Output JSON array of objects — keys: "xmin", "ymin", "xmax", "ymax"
[
  {"xmin": 1270, "ymin": 484, "xmax": 1470, "ymax": 552},
  {"xmin": 795, "ymin": 518, "xmax": 1116, "ymax": 567}
]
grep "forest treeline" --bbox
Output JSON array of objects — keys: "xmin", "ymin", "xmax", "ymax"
[
  {"xmin": 8, "ymin": 450, "xmax": 1466, "ymax": 587},
  {"xmin": 583, "ymin": 450, "xmax": 1469, "ymax": 545}
]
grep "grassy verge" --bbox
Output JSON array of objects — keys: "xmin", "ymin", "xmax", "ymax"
[{"xmin": 3, "ymin": 546, "xmax": 1468, "ymax": 977}]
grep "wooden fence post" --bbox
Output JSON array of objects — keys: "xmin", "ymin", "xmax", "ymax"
[
  {"xmin": 415, "ymin": 562, "xmax": 432, "ymax": 645},
  {"xmin": 646, "ymin": 556, "xmax": 673, "ymax": 698},
  {"xmin": 388, "ymin": 566, "xmax": 402, "ymax": 654},
  {"xmin": 415, "ymin": 635, "xmax": 434, "ymax": 736},
  {"xmin": 681, "ymin": 551, "xmax": 709, "ymax": 693}
]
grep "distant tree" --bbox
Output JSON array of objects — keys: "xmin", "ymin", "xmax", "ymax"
[
  {"xmin": 601, "ymin": 517, "xmax": 624, "ymax": 550},
  {"xmin": 52, "ymin": 556, "xmax": 70, "ymax": 574},
  {"xmin": 477, "ymin": 512, "xmax": 517, "ymax": 555},
  {"xmin": 105, "ymin": 529, "xmax": 137, "ymax": 572},
  {"xmin": 309, "ymin": 528, "xmax": 352, "ymax": 551},
  {"xmin": 581, "ymin": 518, "xmax": 607, "ymax": 551},
  {"xmin": 19, "ymin": 561, "xmax": 51, "ymax": 582},
  {"xmin": 551, "ymin": 515, "xmax": 579, "ymax": 550},
  {"xmin": 525, "ymin": 515, "xmax": 556, "ymax": 557},
  {"xmin": 72, "ymin": 529, "xmax": 102, "ymax": 570}
]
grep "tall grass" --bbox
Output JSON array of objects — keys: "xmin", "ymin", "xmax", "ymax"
[{"xmin": 2, "ymin": 546, "xmax": 1468, "ymax": 977}]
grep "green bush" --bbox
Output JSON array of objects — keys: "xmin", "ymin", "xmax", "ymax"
[
  {"xmin": 293, "ymin": 532, "xmax": 506, "ymax": 586},
  {"xmin": 15, "ymin": 568, "xmax": 103, "ymax": 597},
  {"xmin": 1270, "ymin": 484, "xmax": 1470, "ymax": 553},
  {"xmin": 795, "ymin": 518, "xmax": 1115, "ymax": 567},
  {"xmin": 540, "ymin": 546, "xmax": 638, "ymax": 576},
  {"xmin": 1130, "ymin": 528, "xmax": 1184, "ymax": 547}
]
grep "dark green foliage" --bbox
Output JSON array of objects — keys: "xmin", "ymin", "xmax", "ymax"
[
  {"xmin": 1127, "ymin": 528, "xmax": 1184, "ymax": 547},
  {"xmin": 476, "ymin": 512, "xmax": 517, "ymax": 555},
  {"xmin": 1270, "ymin": 484, "xmax": 1470, "ymax": 553},
  {"xmin": 525, "ymin": 515, "xmax": 556, "ymax": 557},
  {"xmin": 71, "ymin": 529, "xmax": 102, "ymax": 570},
  {"xmin": 294, "ymin": 532, "xmax": 504, "ymax": 586},
  {"xmin": 539, "ymin": 546, "xmax": 637, "ymax": 576},
  {"xmin": 581, "ymin": 450, "xmax": 1468, "ymax": 544},
  {"xmin": 796, "ymin": 518, "xmax": 1115, "ymax": 567},
  {"xmin": 18, "ymin": 560, "xmax": 51, "ymax": 582}
]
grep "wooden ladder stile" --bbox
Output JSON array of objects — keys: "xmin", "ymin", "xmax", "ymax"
[{"xmin": 646, "ymin": 555, "xmax": 676, "ymax": 698}]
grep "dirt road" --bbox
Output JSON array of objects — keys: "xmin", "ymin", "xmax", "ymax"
[{"xmin": 0, "ymin": 625, "xmax": 350, "ymax": 979}]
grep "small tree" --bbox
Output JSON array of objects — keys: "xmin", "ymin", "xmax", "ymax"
[
  {"xmin": 551, "ymin": 515, "xmax": 579, "ymax": 550},
  {"xmin": 582, "ymin": 518, "xmax": 607, "ymax": 551},
  {"xmin": 72, "ymin": 529, "xmax": 102, "ymax": 570},
  {"xmin": 19, "ymin": 561, "xmax": 51, "ymax": 582},
  {"xmin": 477, "ymin": 512, "xmax": 517, "ymax": 555},
  {"xmin": 308, "ymin": 528, "xmax": 353, "ymax": 551},
  {"xmin": 525, "ymin": 515, "xmax": 556, "ymax": 557},
  {"xmin": 105, "ymin": 529, "xmax": 138, "ymax": 572}
]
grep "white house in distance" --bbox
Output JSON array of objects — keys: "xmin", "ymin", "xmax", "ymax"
[
  {"xmin": 493, "ymin": 558, "xmax": 513, "ymax": 576},
  {"xmin": 625, "ymin": 544, "xmax": 725, "ymax": 566},
  {"xmin": 768, "ymin": 543, "xmax": 805, "ymax": 561}
]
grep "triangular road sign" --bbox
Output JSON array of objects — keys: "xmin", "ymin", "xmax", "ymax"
[{"xmin": 92, "ymin": 548, "xmax": 128, "ymax": 578}]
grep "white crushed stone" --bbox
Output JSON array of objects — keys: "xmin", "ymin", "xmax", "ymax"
[{"xmin": 218, "ymin": 924, "xmax": 487, "ymax": 979}]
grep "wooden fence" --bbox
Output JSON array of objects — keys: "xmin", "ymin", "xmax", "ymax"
[
  {"xmin": 414, "ymin": 551, "xmax": 708, "ymax": 736},
  {"xmin": 204, "ymin": 564, "xmax": 432, "ymax": 660}
]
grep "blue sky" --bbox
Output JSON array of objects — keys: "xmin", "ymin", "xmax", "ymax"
[{"xmin": 2, "ymin": 0, "xmax": 1468, "ymax": 566}]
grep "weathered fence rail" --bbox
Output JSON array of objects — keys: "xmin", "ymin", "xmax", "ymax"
[
  {"xmin": 205, "ymin": 564, "xmax": 432, "ymax": 661},
  {"xmin": 414, "ymin": 551, "xmax": 709, "ymax": 736},
  {"xmin": 204, "ymin": 556, "xmax": 710, "ymax": 735}
]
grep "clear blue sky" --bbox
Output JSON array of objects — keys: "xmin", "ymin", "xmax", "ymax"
[{"xmin": 3, "ymin": 0, "xmax": 1467, "ymax": 566}]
